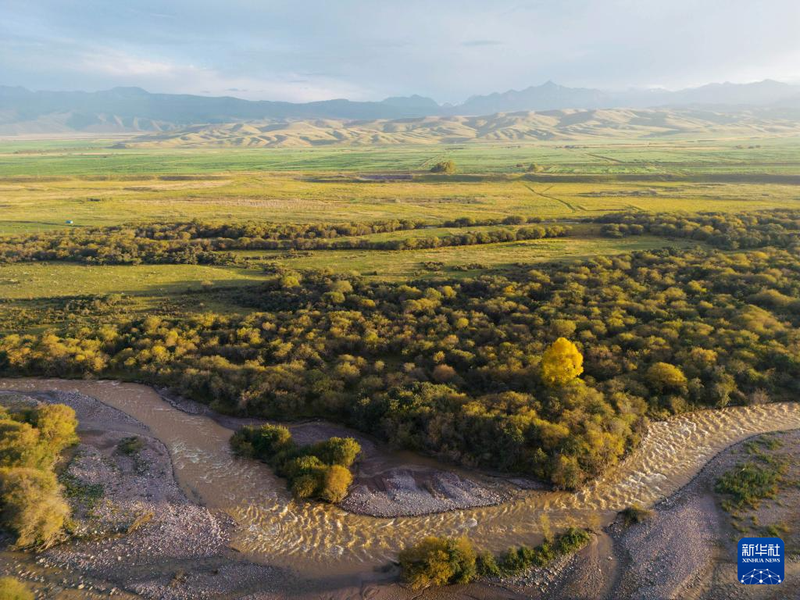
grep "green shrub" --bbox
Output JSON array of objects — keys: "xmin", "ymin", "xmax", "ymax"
[
  {"xmin": 620, "ymin": 504, "xmax": 653, "ymax": 526},
  {"xmin": 555, "ymin": 527, "xmax": 591, "ymax": 554},
  {"xmin": 715, "ymin": 460, "xmax": 787, "ymax": 511},
  {"xmin": 399, "ymin": 536, "xmax": 476, "ymax": 589},
  {"xmin": 30, "ymin": 404, "xmax": 78, "ymax": 455},
  {"xmin": 117, "ymin": 436, "xmax": 144, "ymax": 456},
  {"xmin": 310, "ymin": 437, "xmax": 361, "ymax": 468},
  {"xmin": 476, "ymin": 551, "xmax": 501, "ymax": 577},
  {"xmin": 0, "ymin": 577, "xmax": 33, "ymax": 600},
  {"xmin": 0, "ymin": 420, "xmax": 46, "ymax": 469},
  {"xmin": 291, "ymin": 473, "xmax": 320, "ymax": 499}
]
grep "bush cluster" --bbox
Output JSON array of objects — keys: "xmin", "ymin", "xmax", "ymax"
[
  {"xmin": 399, "ymin": 528, "xmax": 591, "ymax": 589},
  {"xmin": 230, "ymin": 424, "xmax": 360, "ymax": 503},
  {"xmin": 0, "ymin": 403, "xmax": 76, "ymax": 548}
]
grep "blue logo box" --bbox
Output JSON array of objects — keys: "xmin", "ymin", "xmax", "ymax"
[{"xmin": 738, "ymin": 537, "xmax": 784, "ymax": 585}]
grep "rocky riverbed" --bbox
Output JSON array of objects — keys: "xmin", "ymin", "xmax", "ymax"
[{"xmin": 0, "ymin": 390, "xmax": 295, "ymax": 599}]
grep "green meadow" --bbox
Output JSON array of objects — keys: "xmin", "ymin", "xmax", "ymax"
[{"xmin": 0, "ymin": 135, "xmax": 797, "ymax": 324}]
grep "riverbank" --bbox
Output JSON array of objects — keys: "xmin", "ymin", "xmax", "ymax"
[
  {"xmin": 0, "ymin": 388, "xmax": 295, "ymax": 599},
  {"xmin": 155, "ymin": 386, "xmax": 529, "ymax": 518}
]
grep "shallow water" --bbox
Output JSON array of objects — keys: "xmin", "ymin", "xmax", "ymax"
[{"xmin": 3, "ymin": 378, "xmax": 798, "ymax": 576}]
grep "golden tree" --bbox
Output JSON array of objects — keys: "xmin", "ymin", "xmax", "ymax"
[{"xmin": 541, "ymin": 338, "xmax": 584, "ymax": 387}]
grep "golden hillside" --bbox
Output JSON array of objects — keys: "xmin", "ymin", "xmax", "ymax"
[{"xmin": 120, "ymin": 108, "xmax": 800, "ymax": 148}]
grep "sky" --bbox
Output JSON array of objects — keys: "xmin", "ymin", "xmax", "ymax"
[{"xmin": 2, "ymin": 0, "xmax": 800, "ymax": 104}]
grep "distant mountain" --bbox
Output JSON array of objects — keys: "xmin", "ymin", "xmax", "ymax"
[
  {"xmin": 456, "ymin": 81, "xmax": 611, "ymax": 114},
  {"xmin": 1, "ymin": 81, "xmax": 799, "ymax": 135},
  {"xmin": 119, "ymin": 108, "xmax": 800, "ymax": 149},
  {"xmin": 0, "ymin": 86, "xmax": 440, "ymax": 135},
  {"xmin": 453, "ymin": 80, "xmax": 800, "ymax": 114}
]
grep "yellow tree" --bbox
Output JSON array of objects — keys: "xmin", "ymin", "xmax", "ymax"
[{"xmin": 541, "ymin": 337, "xmax": 584, "ymax": 387}]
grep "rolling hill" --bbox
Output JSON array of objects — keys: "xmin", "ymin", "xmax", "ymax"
[{"xmin": 118, "ymin": 108, "xmax": 800, "ymax": 148}]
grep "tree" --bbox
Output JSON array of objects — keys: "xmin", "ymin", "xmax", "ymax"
[
  {"xmin": 311, "ymin": 437, "xmax": 361, "ymax": 468},
  {"xmin": 541, "ymin": 338, "xmax": 584, "ymax": 387},
  {"xmin": 399, "ymin": 536, "xmax": 477, "ymax": 589},
  {"xmin": 0, "ymin": 467, "xmax": 70, "ymax": 548},
  {"xmin": 646, "ymin": 362, "xmax": 687, "ymax": 392},
  {"xmin": 320, "ymin": 464, "xmax": 353, "ymax": 502},
  {"xmin": 0, "ymin": 421, "xmax": 44, "ymax": 469},
  {"xmin": 430, "ymin": 160, "xmax": 457, "ymax": 174},
  {"xmin": 31, "ymin": 404, "xmax": 78, "ymax": 455}
]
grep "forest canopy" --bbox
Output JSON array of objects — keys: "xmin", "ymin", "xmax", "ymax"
[{"xmin": 0, "ymin": 210, "xmax": 799, "ymax": 489}]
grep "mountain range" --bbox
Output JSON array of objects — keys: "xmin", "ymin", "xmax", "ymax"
[{"xmin": 1, "ymin": 80, "xmax": 799, "ymax": 135}]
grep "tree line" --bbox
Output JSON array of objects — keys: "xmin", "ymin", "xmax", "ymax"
[
  {"xmin": 0, "ymin": 220, "xmax": 568, "ymax": 265},
  {"xmin": 595, "ymin": 210, "xmax": 800, "ymax": 250}
]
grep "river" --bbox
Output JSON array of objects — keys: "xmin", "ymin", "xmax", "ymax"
[{"xmin": 2, "ymin": 378, "xmax": 798, "ymax": 576}]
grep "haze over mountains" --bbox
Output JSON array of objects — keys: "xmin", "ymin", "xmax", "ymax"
[{"xmin": 1, "ymin": 80, "xmax": 799, "ymax": 136}]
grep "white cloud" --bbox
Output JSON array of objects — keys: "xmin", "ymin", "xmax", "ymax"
[{"xmin": 73, "ymin": 47, "xmax": 372, "ymax": 102}]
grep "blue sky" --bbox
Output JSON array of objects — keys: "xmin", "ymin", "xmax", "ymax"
[{"xmin": 2, "ymin": 0, "xmax": 799, "ymax": 103}]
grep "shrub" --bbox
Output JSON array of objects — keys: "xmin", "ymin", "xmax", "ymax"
[
  {"xmin": 715, "ymin": 460, "xmax": 787, "ymax": 511},
  {"xmin": 0, "ymin": 467, "xmax": 70, "ymax": 548},
  {"xmin": 555, "ymin": 527, "xmax": 591, "ymax": 554},
  {"xmin": 620, "ymin": 504, "xmax": 653, "ymax": 526},
  {"xmin": 117, "ymin": 436, "xmax": 144, "ymax": 456},
  {"xmin": 291, "ymin": 473, "xmax": 320, "ymax": 499},
  {"xmin": 476, "ymin": 551, "xmax": 501, "ymax": 577},
  {"xmin": 31, "ymin": 404, "xmax": 78, "ymax": 455},
  {"xmin": 0, "ymin": 577, "xmax": 33, "ymax": 600},
  {"xmin": 320, "ymin": 464, "xmax": 353, "ymax": 502},
  {"xmin": 430, "ymin": 160, "xmax": 456, "ymax": 174},
  {"xmin": 399, "ymin": 536, "xmax": 476, "ymax": 589},
  {"xmin": 309, "ymin": 437, "xmax": 361, "ymax": 468},
  {"xmin": 0, "ymin": 420, "xmax": 45, "ymax": 469}
]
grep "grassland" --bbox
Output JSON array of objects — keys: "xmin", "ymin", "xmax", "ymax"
[
  {"xmin": 0, "ymin": 263, "xmax": 264, "ymax": 299},
  {"xmin": 0, "ymin": 168, "xmax": 799, "ymax": 234},
  {"xmin": 0, "ymin": 134, "xmax": 797, "ymax": 324},
  {"xmin": 2, "ymin": 135, "xmax": 800, "ymax": 177},
  {"xmin": 236, "ymin": 235, "xmax": 693, "ymax": 281}
]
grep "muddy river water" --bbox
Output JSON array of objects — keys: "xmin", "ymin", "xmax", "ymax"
[{"xmin": 2, "ymin": 378, "xmax": 799, "ymax": 577}]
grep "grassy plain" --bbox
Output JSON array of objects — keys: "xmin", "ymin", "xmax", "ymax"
[
  {"xmin": 236, "ymin": 235, "xmax": 693, "ymax": 281},
  {"xmin": 0, "ymin": 170, "xmax": 799, "ymax": 235},
  {"xmin": 0, "ymin": 135, "xmax": 797, "ymax": 324}
]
